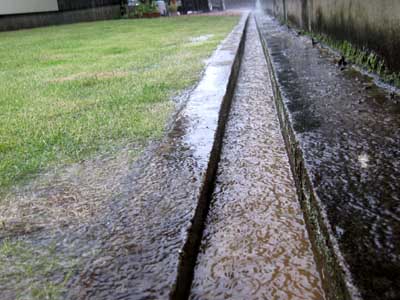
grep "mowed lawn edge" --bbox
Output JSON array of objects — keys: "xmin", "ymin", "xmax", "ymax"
[{"xmin": 0, "ymin": 16, "xmax": 239, "ymax": 192}]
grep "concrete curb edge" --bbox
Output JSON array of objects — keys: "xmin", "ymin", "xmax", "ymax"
[
  {"xmin": 254, "ymin": 14, "xmax": 363, "ymax": 300},
  {"xmin": 170, "ymin": 12, "xmax": 250, "ymax": 300}
]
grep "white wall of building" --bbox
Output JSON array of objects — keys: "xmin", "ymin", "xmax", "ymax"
[{"xmin": 0, "ymin": 0, "xmax": 59, "ymax": 15}]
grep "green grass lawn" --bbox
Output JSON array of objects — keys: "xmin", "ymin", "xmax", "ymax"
[{"xmin": 0, "ymin": 16, "xmax": 239, "ymax": 191}]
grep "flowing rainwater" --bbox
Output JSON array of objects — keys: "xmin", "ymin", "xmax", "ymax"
[
  {"xmin": 190, "ymin": 16, "xmax": 325, "ymax": 300},
  {"xmin": 255, "ymin": 11, "xmax": 400, "ymax": 300}
]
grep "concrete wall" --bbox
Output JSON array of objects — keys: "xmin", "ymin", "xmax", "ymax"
[
  {"xmin": 224, "ymin": 0, "xmax": 256, "ymax": 9},
  {"xmin": 259, "ymin": 0, "xmax": 400, "ymax": 73},
  {"xmin": 0, "ymin": 5, "xmax": 121, "ymax": 32},
  {"xmin": 286, "ymin": 0, "xmax": 308, "ymax": 29}
]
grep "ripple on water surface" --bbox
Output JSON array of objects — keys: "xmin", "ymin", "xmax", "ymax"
[
  {"xmin": 190, "ymin": 17, "xmax": 325, "ymax": 300},
  {"xmin": 256, "ymin": 12, "xmax": 400, "ymax": 300}
]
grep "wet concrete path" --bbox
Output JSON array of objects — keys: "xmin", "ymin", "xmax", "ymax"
[
  {"xmin": 190, "ymin": 16, "xmax": 325, "ymax": 300},
  {"xmin": 256, "ymin": 12, "xmax": 400, "ymax": 300}
]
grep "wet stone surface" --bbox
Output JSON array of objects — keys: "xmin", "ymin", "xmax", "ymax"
[
  {"xmin": 61, "ymin": 15, "xmax": 248, "ymax": 300},
  {"xmin": 190, "ymin": 16, "xmax": 325, "ymax": 300},
  {"xmin": 256, "ymin": 13, "xmax": 400, "ymax": 300}
]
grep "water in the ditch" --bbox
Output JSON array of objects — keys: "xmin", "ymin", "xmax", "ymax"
[
  {"xmin": 190, "ymin": 16, "xmax": 325, "ymax": 300},
  {"xmin": 0, "ymin": 15, "xmax": 248, "ymax": 300},
  {"xmin": 256, "ymin": 11, "xmax": 400, "ymax": 300}
]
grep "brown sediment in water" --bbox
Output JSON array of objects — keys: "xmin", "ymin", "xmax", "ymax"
[
  {"xmin": 190, "ymin": 16, "xmax": 325, "ymax": 300},
  {"xmin": 255, "ymin": 11, "xmax": 400, "ymax": 300}
]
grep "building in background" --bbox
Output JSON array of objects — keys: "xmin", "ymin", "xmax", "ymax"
[
  {"xmin": 0, "ymin": 0, "xmax": 122, "ymax": 31},
  {"xmin": 0, "ymin": 0, "xmax": 59, "ymax": 16},
  {"xmin": 0, "ymin": 0, "xmax": 252, "ymax": 32}
]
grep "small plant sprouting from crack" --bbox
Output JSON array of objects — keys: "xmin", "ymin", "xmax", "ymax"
[
  {"xmin": 305, "ymin": 32, "xmax": 400, "ymax": 88},
  {"xmin": 276, "ymin": 14, "xmax": 400, "ymax": 88}
]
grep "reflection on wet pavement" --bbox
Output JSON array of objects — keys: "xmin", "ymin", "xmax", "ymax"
[
  {"xmin": 256, "ymin": 12, "xmax": 400, "ymax": 300},
  {"xmin": 190, "ymin": 16, "xmax": 325, "ymax": 300}
]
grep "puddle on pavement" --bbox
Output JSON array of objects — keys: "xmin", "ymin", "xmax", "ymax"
[
  {"xmin": 0, "ymin": 144, "xmax": 141, "ymax": 237},
  {"xmin": 0, "ymin": 142, "xmax": 142, "ymax": 299},
  {"xmin": 190, "ymin": 16, "xmax": 325, "ymax": 300},
  {"xmin": 256, "ymin": 12, "xmax": 400, "ymax": 300}
]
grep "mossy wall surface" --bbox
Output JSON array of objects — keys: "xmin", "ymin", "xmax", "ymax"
[{"xmin": 260, "ymin": 0, "xmax": 400, "ymax": 76}]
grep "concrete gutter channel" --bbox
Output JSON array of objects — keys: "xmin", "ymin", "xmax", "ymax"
[
  {"xmin": 178, "ymin": 10, "xmax": 400, "ymax": 300},
  {"xmin": 190, "ymin": 15, "xmax": 325, "ymax": 300},
  {"xmin": 171, "ymin": 12, "xmax": 249, "ymax": 299},
  {"xmin": 66, "ymin": 13, "xmax": 249, "ymax": 300},
  {"xmin": 255, "ymin": 17, "xmax": 361, "ymax": 300},
  {"xmin": 255, "ymin": 12, "xmax": 400, "ymax": 300},
  {"xmin": 67, "ymin": 10, "xmax": 398, "ymax": 300}
]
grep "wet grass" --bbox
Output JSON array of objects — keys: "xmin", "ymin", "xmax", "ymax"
[
  {"xmin": 0, "ymin": 16, "xmax": 239, "ymax": 192},
  {"xmin": 0, "ymin": 239, "xmax": 78, "ymax": 300}
]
